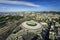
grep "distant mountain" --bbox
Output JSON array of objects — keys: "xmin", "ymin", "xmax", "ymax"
[{"xmin": 0, "ymin": 11, "xmax": 60, "ymax": 15}]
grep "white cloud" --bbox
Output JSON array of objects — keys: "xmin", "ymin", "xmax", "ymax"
[
  {"xmin": 0, "ymin": 1, "xmax": 40, "ymax": 7},
  {"xmin": 0, "ymin": 6, "xmax": 21, "ymax": 12}
]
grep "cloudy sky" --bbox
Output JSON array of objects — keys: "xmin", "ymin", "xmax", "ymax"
[{"xmin": 0, "ymin": 0, "xmax": 60, "ymax": 12}]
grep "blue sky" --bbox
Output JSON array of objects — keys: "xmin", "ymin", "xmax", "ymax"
[{"xmin": 0, "ymin": 0, "xmax": 60, "ymax": 12}]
